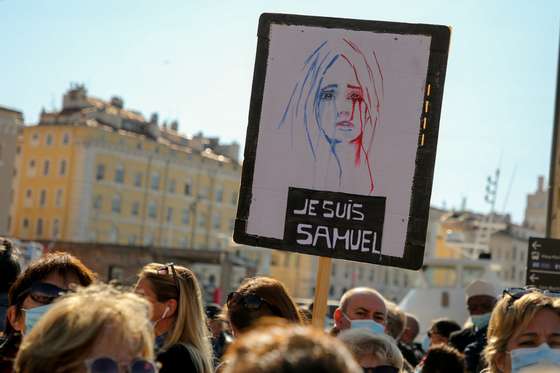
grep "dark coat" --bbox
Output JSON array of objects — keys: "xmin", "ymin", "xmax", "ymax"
[
  {"xmin": 449, "ymin": 326, "xmax": 477, "ymax": 352},
  {"xmin": 157, "ymin": 343, "xmax": 202, "ymax": 373},
  {"xmin": 464, "ymin": 326, "xmax": 488, "ymax": 373}
]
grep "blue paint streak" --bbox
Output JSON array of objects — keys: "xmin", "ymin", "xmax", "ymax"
[
  {"xmin": 277, "ymin": 81, "xmax": 299, "ymax": 129},
  {"xmin": 303, "ymin": 40, "xmax": 328, "ymax": 68}
]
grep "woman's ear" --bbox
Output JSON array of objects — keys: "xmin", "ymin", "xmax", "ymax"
[
  {"xmin": 7, "ymin": 305, "xmax": 24, "ymax": 332},
  {"xmin": 165, "ymin": 299, "xmax": 178, "ymax": 317}
]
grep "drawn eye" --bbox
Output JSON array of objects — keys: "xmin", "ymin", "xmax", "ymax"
[
  {"xmin": 320, "ymin": 91, "xmax": 335, "ymax": 101},
  {"xmin": 349, "ymin": 93, "xmax": 363, "ymax": 101}
]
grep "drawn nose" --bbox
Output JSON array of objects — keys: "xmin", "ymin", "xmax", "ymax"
[{"xmin": 337, "ymin": 110, "xmax": 350, "ymax": 119}]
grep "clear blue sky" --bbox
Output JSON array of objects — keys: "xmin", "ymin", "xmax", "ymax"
[{"xmin": 1, "ymin": 0, "xmax": 558, "ymax": 224}]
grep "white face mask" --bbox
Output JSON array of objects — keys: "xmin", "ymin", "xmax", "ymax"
[
  {"xmin": 342, "ymin": 312, "xmax": 385, "ymax": 334},
  {"xmin": 510, "ymin": 343, "xmax": 560, "ymax": 372}
]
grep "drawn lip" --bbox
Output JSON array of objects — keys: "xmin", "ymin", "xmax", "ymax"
[{"xmin": 336, "ymin": 121, "xmax": 354, "ymax": 129}]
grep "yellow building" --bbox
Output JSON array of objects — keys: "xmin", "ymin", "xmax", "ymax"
[{"xmin": 11, "ymin": 85, "xmax": 240, "ymax": 250}]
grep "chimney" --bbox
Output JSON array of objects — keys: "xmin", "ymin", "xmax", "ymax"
[
  {"xmin": 538, "ymin": 176, "xmax": 544, "ymax": 192},
  {"xmin": 171, "ymin": 120, "xmax": 178, "ymax": 131},
  {"xmin": 110, "ymin": 96, "xmax": 124, "ymax": 109},
  {"xmin": 150, "ymin": 113, "xmax": 159, "ymax": 125}
]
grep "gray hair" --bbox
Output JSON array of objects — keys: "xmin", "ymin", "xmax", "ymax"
[{"xmin": 338, "ymin": 329, "xmax": 404, "ymax": 370}]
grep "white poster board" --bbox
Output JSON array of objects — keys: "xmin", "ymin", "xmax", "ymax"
[{"xmin": 235, "ymin": 14, "xmax": 450, "ymax": 269}]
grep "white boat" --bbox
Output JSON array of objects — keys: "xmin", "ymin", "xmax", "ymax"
[{"xmin": 398, "ymin": 257, "xmax": 503, "ymax": 337}]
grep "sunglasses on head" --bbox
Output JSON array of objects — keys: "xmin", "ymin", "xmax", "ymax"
[
  {"xmin": 85, "ymin": 357, "xmax": 158, "ymax": 373},
  {"xmin": 503, "ymin": 287, "xmax": 560, "ymax": 308},
  {"xmin": 227, "ymin": 292, "xmax": 278, "ymax": 313},
  {"xmin": 19, "ymin": 282, "xmax": 70, "ymax": 305},
  {"xmin": 362, "ymin": 366, "xmax": 399, "ymax": 373},
  {"xmin": 156, "ymin": 263, "xmax": 180, "ymax": 291}
]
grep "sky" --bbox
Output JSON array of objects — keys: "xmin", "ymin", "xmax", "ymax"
[{"xmin": 0, "ymin": 0, "xmax": 558, "ymax": 225}]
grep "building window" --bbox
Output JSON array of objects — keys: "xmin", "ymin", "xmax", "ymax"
[
  {"xmin": 62, "ymin": 133, "xmax": 70, "ymax": 144},
  {"xmin": 112, "ymin": 195, "xmax": 121, "ymax": 213},
  {"xmin": 46, "ymin": 133, "xmax": 53, "ymax": 145},
  {"xmin": 213, "ymin": 213, "xmax": 221, "ymax": 230},
  {"xmin": 24, "ymin": 189, "xmax": 32, "ymax": 207},
  {"xmin": 215, "ymin": 188, "xmax": 223, "ymax": 203},
  {"xmin": 96, "ymin": 164, "xmax": 105, "ymax": 181},
  {"xmin": 43, "ymin": 160, "xmax": 50, "ymax": 176},
  {"xmin": 109, "ymin": 225, "xmax": 119, "ymax": 243},
  {"xmin": 55, "ymin": 189, "xmax": 63, "ymax": 207},
  {"xmin": 166, "ymin": 207, "xmax": 173, "ymax": 223},
  {"xmin": 148, "ymin": 202, "xmax": 157, "ymax": 219},
  {"xmin": 28, "ymin": 160, "xmax": 36, "ymax": 177},
  {"xmin": 52, "ymin": 219, "xmax": 60, "ymax": 239},
  {"xmin": 198, "ymin": 213, "xmax": 206, "ymax": 228},
  {"xmin": 31, "ymin": 132, "xmax": 39, "ymax": 145},
  {"xmin": 59, "ymin": 160, "xmax": 67, "ymax": 176},
  {"xmin": 128, "ymin": 235, "xmax": 137, "ymax": 245},
  {"xmin": 134, "ymin": 172, "xmax": 142, "ymax": 187},
  {"xmin": 39, "ymin": 189, "xmax": 47, "ymax": 207},
  {"xmin": 181, "ymin": 209, "xmax": 190, "ymax": 224},
  {"xmin": 184, "ymin": 182, "xmax": 192, "ymax": 196},
  {"xmin": 151, "ymin": 172, "xmax": 160, "ymax": 191},
  {"xmin": 114, "ymin": 164, "xmax": 125, "ymax": 184},
  {"xmin": 36, "ymin": 218, "xmax": 43, "ymax": 237},
  {"xmin": 168, "ymin": 179, "xmax": 176, "ymax": 193},
  {"xmin": 93, "ymin": 195, "xmax": 102, "ymax": 210},
  {"xmin": 131, "ymin": 201, "xmax": 140, "ymax": 216},
  {"xmin": 22, "ymin": 218, "xmax": 29, "ymax": 230}
]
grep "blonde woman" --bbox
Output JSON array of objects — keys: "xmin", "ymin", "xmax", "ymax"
[
  {"xmin": 483, "ymin": 288, "xmax": 560, "ymax": 373},
  {"xmin": 14, "ymin": 283, "xmax": 156, "ymax": 373},
  {"xmin": 136, "ymin": 262, "xmax": 213, "ymax": 373}
]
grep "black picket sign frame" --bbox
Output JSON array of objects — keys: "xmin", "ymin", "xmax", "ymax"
[{"xmin": 234, "ymin": 13, "xmax": 450, "ymax": 270}]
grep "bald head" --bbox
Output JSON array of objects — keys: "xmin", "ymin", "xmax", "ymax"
[
  {"xmin": 400, "ymin": 313, "xmax": 420, "ymax": 344},
  {"xmin": 335, "ymin": 287, "xmax": 387, "ymax": 331}
]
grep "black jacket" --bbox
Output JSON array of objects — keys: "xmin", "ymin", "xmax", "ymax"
[
  {"xmin": 157, "ymin": 343, "xmax": 202, "ymax": 373},
  {"xmin": 449, "ymin": 326, "xmax": 477, "ymax": 352}
]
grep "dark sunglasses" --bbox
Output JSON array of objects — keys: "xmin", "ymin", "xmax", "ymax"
[
  {"xmin": 503, "ymin": 287, "xmax": 560, "ymax": 308},
  {"xmin": 19, "ymin": 282, "xmax": 70, "ymax": 305},
  {"xmin": 227, "ymin": 292, "xmax": 278, "ymax": 314},
  {"xmin": 362, "ymin": 366, "xmax": 399, "ymax": 373},
  {"xmin": 85, "ymin": 357, "xmax": 158, "ymax": 373},
  {"xmin": 157, "ymin": 263, "xmax": 180, "ymax": 292}
]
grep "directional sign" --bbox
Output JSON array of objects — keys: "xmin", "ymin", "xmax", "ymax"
[{"xmin": 526, "ymin": 237, "xmax": 560, "ymax": 291}]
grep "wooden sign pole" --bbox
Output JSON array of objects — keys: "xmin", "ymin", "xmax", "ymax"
[{"xmin": 311, "ymin": 256, "xmax": 332, "ymax": 329}]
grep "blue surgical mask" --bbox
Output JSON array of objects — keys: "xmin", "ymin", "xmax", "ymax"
[
  {"xmin": 510, "ymin": 343, "xmax": 560, "ymax": 372},
  {"xmin": 24, "ymin": 304, "xmax": 53, "ymax": 333},
  {"xmin": 471, "ymin": 312, "xmax": 491, "ymax": 329},
  {"xmin": 421, "ymin": 334, "xmax": 431, "ymax": 352},
  {"xmin": 342, "ymin": 312, "xmax": 385, "ymax": 334}
]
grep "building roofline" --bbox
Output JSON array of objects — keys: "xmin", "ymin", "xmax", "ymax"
[{"xmin": 0, "ymin": 105, "xmax": 23, "ymax": 115}]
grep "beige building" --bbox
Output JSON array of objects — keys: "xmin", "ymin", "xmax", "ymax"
[
  {"xmin": 10, "ymin": 85, "xmax": 241, "ymax": 251},
  {"xmin": 524, "ymin": 176, "xmax": 547, "ymax": 234},
  {"xmin": 0, "ymin": 106, "xmax": 23, "ymax": 235},
  {"xmin": 490, "ymin": 224, "xmax": 535, "ymax": 287}
]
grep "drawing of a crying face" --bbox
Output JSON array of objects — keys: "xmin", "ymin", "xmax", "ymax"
[{"xmin": 315, "ymin": 58, "xmax": 365, "ymax": 143}]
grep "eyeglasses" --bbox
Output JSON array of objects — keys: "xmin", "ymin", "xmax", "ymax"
[
  {"xmin": 503, "ymin": 287, "xmax": 560, "ymax": 308},
  {"xmin": 362, "ymin": 366, "xmax": 399, "ymax": 373},
  {"xmin": 226, "ymin": 292, "xmax": 279, "ymax": 314},
  {"xmin": 85, "ymin": 357, "xmax": 158, "ymax": 373},
  {"xmin": 157, "ymin": 263, "xmax": 180, "ymax": 291},
  {"xmin": 18, "ymin": 282, "xmax": 70, "ymax": 305}
]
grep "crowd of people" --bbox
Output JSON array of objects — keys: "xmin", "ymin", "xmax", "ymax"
[{"xmin": 1, "ymin": 238, "xmax": 560, "ymax": 373}]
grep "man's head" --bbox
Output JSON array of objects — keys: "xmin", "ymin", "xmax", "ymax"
[
  {"xmin": 465, "ymin": 280, "xmax": 497, "ymax": 316},
  {"xmin": 385, "ymin": 302, "xmax": 406, "ymax": 340},
  {"xmin": 400, "ymin": 313, "xmax": 420, "ymax": 344},
  {"xmin": 0, "ymin": 238, "xmax": 21, "ymax": 293},
  {"xmin": 334, "ymin": 287, "xmax": 387, "ymax": 331}
]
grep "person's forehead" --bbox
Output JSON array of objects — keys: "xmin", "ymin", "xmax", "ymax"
[
  {"xmin": 323, "ymin": 58, "xmax": 357, "ymax": 81},
  {"xmin": 347, "ymin": 293, "xmax": 385, "ymax": 312}
]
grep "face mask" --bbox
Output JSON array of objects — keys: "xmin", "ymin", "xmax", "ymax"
[
  {"xmin": 471, "ymin": 312, "xmax": 491, "ymax": 329},
  {"xmin": 421, "ymin": 334, "xmax": 431, "ymax": 352},
  {"xmin": 24, "ymin": 304, "xmax": 53, "ymax": 333},
  {"xmin": 343, "ymin": 312, "xmax": 385, "ymax": 334},
  {"xmin": 510, "ymin": 343, "xmax": 560, "ymax": 372}
]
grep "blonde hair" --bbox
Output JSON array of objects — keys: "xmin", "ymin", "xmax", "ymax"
[
  {"xmin": 338, "ymin": 328, "xmax": 404, "ymax": 370},
  {"xmin": 15, "ymin": 283, "xmax": 154, "ymax": 373},
  {"xmin": 484, "ymin": 291, "xmax": 560, "ymax": 373},
  {"xmin": 139, "ymin": 263, "xmax": 213, "ymax": 373},
  {"xmin": 222, "ymin": 322, "xmax": 362, "ymax": 373}
]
